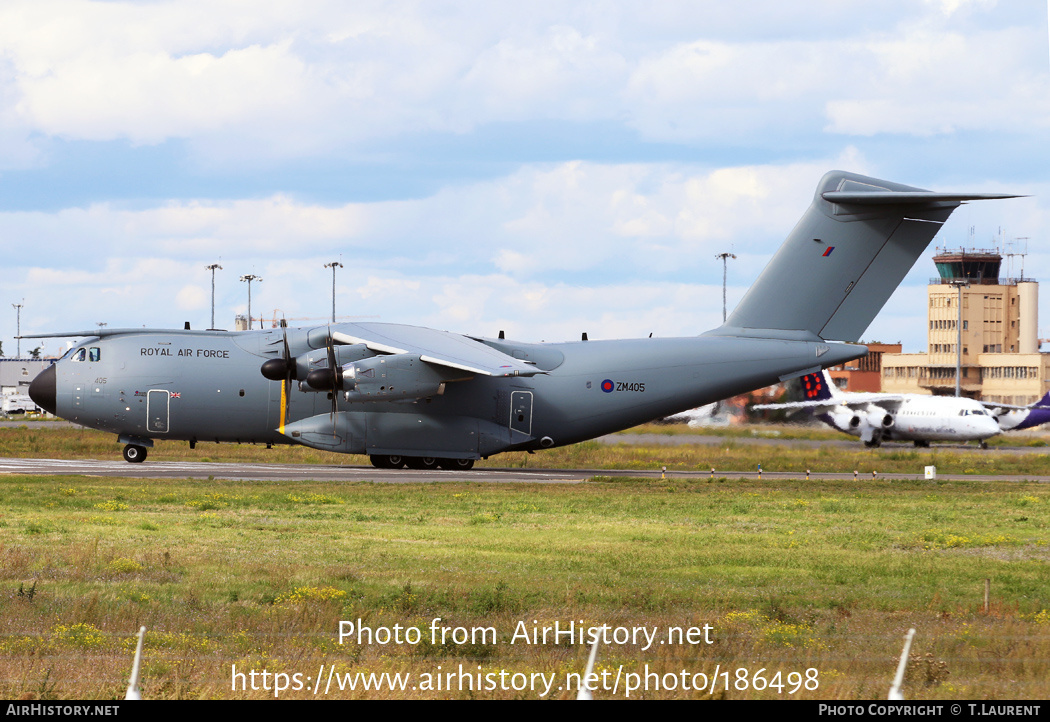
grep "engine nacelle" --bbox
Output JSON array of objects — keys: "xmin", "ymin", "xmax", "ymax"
[
  {"xmin": 342, "ymin": 354, "xmax": 452, "ymax": 401},
  {"xmin": 826, "ymin": 407, "xmax": 861, "ymax": 433},
  {"xmin": 297, "ymin": 345, "xmax": 374, "ymax": 392},
  {"xmin": 864, "ymin": 405, "xmax": 895, "ymax": 430}
]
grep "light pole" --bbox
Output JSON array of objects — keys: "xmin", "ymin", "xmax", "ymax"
[
  {"xmin": 324, "ymin": 261, "xmax": 343, "ymax": 324},
  {"xmin": 12, "ymin": 302, "xmax": 23, "ymax": 357},
  {"xmin": 715, "ymin": 253, "xmax": 737, "ymax": 323},
  {"xmin": 947, "ymin": 280, "xmax": 969, "ymax": 397},
  {"xmin": 205, "ymin": 263, "xmax": 222, "ymax": 329},
  {"xmin": 239, "ymin": 275, "xmax": 262, "ymax": 330}
]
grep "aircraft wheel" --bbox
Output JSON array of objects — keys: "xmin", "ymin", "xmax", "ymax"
[
  {"xmin": 386, "ymin": 455, "xmax": 407, "ymax": 469},
  {"xmin": 369, "ymin": 456, "xmax": 388, "ymax": 469},
  {"xmin": 914, "ymin": 440, "xmax": 930, "ymax": 448},
  {"xmin": 405, "ymin": 456, "xmax": 439, "ymax": 470},
  {"xmin": 438, "ymin": 458, "xmax": 475, "ymax": 471},
  {"xmin": 122, "ymin": 444, "xmax": 147, "ymax": 463},
  {"xmin": 980, "ymin": 440, "xmax": 989, "ymax": 450}
]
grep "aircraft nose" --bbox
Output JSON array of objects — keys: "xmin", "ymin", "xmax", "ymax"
[{"xmin": 29, "ymin": 364, "xmax": 57, "ymax": 415}]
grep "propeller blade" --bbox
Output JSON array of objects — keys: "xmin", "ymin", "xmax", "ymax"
[
  {"xmin": 328, "ymin": 330, "xmax": 343, "ymax": 437},
  {"xmin": 282, "ymin": 325, "xmax": 293, "ymax": 425}
]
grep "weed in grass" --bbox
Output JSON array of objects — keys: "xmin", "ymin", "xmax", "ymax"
[
  {"xmin": 906, "ymin": 652, "xmax": 951, "ymax": 687},
  {"xmin": 388, "ymin": 582, "xmax": 424, "ymax": 614},
  {"xmin": 31, "ymin": 667, "xmax": 57, "ymax": 701},
  {"xmin": 277, "ymin": 586, "xmax": 347, "ymax": 604},
  {"xmin": 51, "ymin": 623, "xmax": 106, "ymax": 649},
  {"xmin": 107, "ymin": 558, "xmax": 143, "ymax": 575},
  {"xmin": 16, "ymin": 580, "xmax": 35, "ymax": 598},
  {"xmin": 468, "ymin": 580, "xmax": 518, "ymax": 615}
]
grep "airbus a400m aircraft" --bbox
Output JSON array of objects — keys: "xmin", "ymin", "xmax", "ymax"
[{"xmin": 26, "ymin": 171, "xmax": 1018, "ymax": 468}]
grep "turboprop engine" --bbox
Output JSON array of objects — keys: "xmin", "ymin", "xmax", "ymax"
[
  {"xmin": 341, "ymin": 354, "xmax": 464, "ymax": 401},
  {"xmin": 263, "ymin": 344, "xmax": 372, "ymax": 390}
]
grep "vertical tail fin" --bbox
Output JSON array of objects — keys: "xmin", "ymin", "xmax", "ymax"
[
  {"xmin": 719, "ymin": 171, "xmax": 1020, "ymax": 343},
  {"xmin": 800, "ymin": 371, "xmax": 837, "ymax": 402},
  {"xmin": 1008, "ymin": 391, "xmax": 1050, "ymax": 431},
  {"xmin": 1030, "ymin": 391, "xmax": 1050, "ymax": 409}
]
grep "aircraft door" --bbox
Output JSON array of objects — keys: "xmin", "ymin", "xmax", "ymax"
[
  {"xmin": 510, "ymin": 391, "xmax": 533, "ymax": 436},
  {"xmin": 147, "ymin": 390, "xmax": 170, "ymax": 433}
]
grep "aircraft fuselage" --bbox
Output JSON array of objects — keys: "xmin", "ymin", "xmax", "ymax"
[{"xmin": 40, "ymin": 323, "xmax": 860, "ymax": 461}]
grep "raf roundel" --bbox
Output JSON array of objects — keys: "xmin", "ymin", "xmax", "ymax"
[{"xmin": 601, "ymin": 379, "xmax": 615, "ymax": 393}]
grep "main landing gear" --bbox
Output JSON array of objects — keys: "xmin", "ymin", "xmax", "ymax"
[
  {"xmin": 370, "ymin": 455, "xmax": 474, "ymax": 471},
  {"xmin": 123, "ymin": 444, "xmax": 148, "ymax": 463}
]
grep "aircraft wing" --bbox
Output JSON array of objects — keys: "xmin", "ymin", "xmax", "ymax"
[
  {"xmin": 332, "ymin": 323, "xmax": 544, "ymax": 377},
  {"xmin": 980, "ymin": 400, "xmax": 1050, "ymax": 412},
  {"xmin": 753, "ymin": 395, "xmax": 905, "ymax": 412}
]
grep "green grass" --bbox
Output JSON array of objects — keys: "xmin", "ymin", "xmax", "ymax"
[
  {"xmin": 7, "ymin": 424, "xmax": 1050, "ymax": 478},
  {"xmin": 0, "ymin": 465, "xmax": 1048, "ymax": 699}
]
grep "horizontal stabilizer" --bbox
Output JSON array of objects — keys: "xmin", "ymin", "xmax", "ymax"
[{"xmin": 823, "ymin": 192, "xmax": 1021, "ymax": 205}]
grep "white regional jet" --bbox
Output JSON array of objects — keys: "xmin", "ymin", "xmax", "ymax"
[{"xmin": 752, "ymin": 371, "xmax": 1001, "ymax": 448}]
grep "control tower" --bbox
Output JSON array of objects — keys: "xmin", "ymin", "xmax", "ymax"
[{"xmin": 881, "ymin": 248, "xmax": 1046, "ymax": 404}]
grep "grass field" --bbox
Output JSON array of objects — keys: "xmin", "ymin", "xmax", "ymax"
[{"xmin": 0, "ymin": 426, "xmax": 1048, "ymax": 699}]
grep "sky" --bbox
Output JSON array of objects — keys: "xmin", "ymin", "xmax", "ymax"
[{"xmin": 1, "ymin": 0, "xmax": 1048, "ymax": 357}]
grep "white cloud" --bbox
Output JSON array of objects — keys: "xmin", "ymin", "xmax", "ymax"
[
  {"xmin": 175, "ymin": 285, "xmax": 208, "ymax": 311},
  {"xmin": 0, "ymin": 1, "xmax": 1044, "ymax": 161},
  {"xmin": 824, "ymin": 27, "xmax": 1050, "ymax": 137}
]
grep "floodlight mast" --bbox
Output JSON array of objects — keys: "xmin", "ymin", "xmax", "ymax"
[
  {"xmin": 716, "ymin": 253, "xmax": 737, "ymax": 322},
  {"xmin": 206, "ymin": 264, "xmax": 223, "ymax": 330},
  {"xmin": 12, "ymin": 302, "xmax": 23, "ymax": 357},
  {"xmin": 324, "ymin": 262, "xmax": 343, "ymax": 324},
  {"xmin": 239, "ymin": 275, "xmax": 262, "ymax": 330}
]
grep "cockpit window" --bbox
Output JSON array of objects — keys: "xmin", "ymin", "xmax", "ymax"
[
  {"xmin": 89, "ymin": 347, "xmax": 101, "ymax": 362},
  {"xmin": 71, "ymin": 348, "xmax": 87, "ymax": 362}
]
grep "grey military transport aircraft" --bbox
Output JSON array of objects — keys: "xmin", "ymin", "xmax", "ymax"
[{"xmin": 25, "ymin": 171, "xmax": 1019, "ymax": 469}]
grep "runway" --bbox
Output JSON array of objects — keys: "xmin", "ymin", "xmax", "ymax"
[{"xmin": 1, "ymin": 454, "xmax": 1047, "ymax": 484}]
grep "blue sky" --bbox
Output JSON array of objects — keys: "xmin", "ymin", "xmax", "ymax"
[{"xmin": 1, "ymin": 0, "xmax": 1048, "ymax": 357}]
